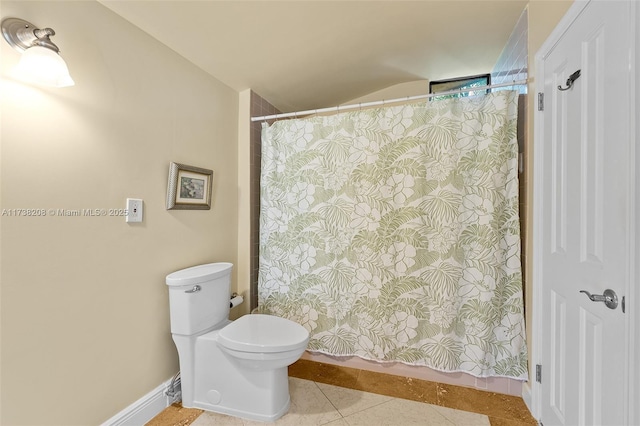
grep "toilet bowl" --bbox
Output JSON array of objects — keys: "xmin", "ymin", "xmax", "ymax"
[
  {"xmin": 166, "ymin": 263, "xmax": 309, "ymax": 422},
  {"xmin": 218, "ymin": 314, "xmax": 310, "ymax": 370}
]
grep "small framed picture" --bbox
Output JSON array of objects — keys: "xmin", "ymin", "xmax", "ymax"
[{"xmin": 166, "ymin": 162, "xmax": 213, "ymax": 210}]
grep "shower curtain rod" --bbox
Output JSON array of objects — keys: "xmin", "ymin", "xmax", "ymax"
[{"xmin": 251, "ymin": 79, "xmax": 528, "ymax": 122}]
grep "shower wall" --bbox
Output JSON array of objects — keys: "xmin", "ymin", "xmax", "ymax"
[{"xmin": 249, "ymin": 92, "xmax": 280, "ymax": 310}]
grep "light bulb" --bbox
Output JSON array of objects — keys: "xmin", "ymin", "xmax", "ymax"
[{"xmin": 14, "ymin": 45, "xmax": 74, "ymax": 87}]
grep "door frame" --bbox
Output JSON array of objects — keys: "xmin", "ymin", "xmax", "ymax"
[{"xmin": 531, "ymin": 0, "xmax": 639, "ymax": 423}]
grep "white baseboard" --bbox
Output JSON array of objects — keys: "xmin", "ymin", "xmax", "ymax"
[
  {"xmin": 521, "ymin": 382, "xmax": 534, "ymax": 418},
  {"xmin": 101, "ymin": 376, "xmax": 180, "ymax": 426}
]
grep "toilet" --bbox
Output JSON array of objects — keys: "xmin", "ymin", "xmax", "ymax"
[{"xmin": 165, "ymin": 262, "xmax": 309, "ymax": 422}]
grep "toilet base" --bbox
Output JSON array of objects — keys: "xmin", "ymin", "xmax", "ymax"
[
  {"xmin": 175, "ymin": 329, "xmax": 293, "ymax": 422},
  {"xmin": 190, "ymin": 394, "xmax": 291, "ymax": 422}
]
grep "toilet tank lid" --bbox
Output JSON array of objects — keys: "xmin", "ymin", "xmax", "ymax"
[{"xmin": 166, "ymin": 262, "xmax": 233, "ymax": 286}]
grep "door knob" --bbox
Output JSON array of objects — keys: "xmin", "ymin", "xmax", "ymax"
[{"xmin": 579, "ymin": 289, "xmax": 618, "ymax": 309}]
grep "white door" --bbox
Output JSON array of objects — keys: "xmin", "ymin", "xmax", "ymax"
[{"xmin": 536, "ymin": 1, "xmax": 632, "ymax": 425}]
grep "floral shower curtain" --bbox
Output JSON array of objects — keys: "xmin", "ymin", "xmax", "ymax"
[{"xmin": 257, "ymin": 91, "xmax": 527, "ymax": 380}]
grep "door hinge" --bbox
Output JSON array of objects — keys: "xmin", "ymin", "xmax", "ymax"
[
  {"xmin": 538, "ymin": 92, "xmax": 544, "ymax": 111},
  {"xmin": 536, "ymin": 364, "xmax": 542, "ymax": 383}
]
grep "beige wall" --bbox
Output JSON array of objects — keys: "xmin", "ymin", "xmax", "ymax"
[
  {"xmin": 236, "ymin": 89, "xmax": 252, "ymax": 319},
  {"xmin": 0, "ymin": 1, "xmax": 238, "ymax": 424}
]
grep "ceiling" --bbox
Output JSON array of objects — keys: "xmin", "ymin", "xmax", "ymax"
[{"xmin": 99, "ymin": 1, "xmax": 528, "ymax": 113}]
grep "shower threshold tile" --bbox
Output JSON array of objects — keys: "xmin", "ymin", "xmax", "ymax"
[
  {"xmin": 354, "ymin": 369, "xmax": 439, "ymax": 405},
  {"xmin": 436, "ymin": 383, "xmax": 533, "ymax": 423},
  {"xmin": 289, "ymin": 358, "xmax": 360, "ymax": 388}
]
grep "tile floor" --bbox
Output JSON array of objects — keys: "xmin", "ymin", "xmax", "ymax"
[
  {"xmin": 147, "ymin": 359, "xmax": 537, "ymax": 426},
  {"xmin": 191, "ymin": 377, "xmax": 489, "ymax": 426}
]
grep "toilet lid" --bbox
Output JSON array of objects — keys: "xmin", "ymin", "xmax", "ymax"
[{"xmin": 218, "ymin": 314, "xmax": 309, "ymax": 353}]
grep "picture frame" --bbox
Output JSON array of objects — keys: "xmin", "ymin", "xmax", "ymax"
[{"xmin": 166, "ymin": 162, "xmax": 214, "ymax": 210}]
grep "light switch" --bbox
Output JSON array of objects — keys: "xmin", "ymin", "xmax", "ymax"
[{"xmin": 126, "ymin": 198, "xmax": 143, "ymax": 223}]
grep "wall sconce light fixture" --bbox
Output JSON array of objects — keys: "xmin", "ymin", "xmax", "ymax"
[{"xmin": 1, "ymin": 17, "xmax": 74, "ymax": 87}]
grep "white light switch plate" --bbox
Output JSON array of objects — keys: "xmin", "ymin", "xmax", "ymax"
[{"xmin": 126, "ymin": 198, "xmax": 143, "ymax": 223}]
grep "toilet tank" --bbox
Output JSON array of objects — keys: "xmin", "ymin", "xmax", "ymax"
[{"xmin": 166, "ymin": 262, "xmax": 233, "ymax": 335}]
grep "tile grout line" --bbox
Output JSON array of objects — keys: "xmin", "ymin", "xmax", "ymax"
[
  {"xmin": 317, "ymin": 379, "xmax": 402, "ymax": 420},
  {"xmin": 312, "ymin": 381, "xmax": 345, "ymax": 420},
  {"xmin": 310, "ymin": 379, "xmax": 452, "ymax": 426}
]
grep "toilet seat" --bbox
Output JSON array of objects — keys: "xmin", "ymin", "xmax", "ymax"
[{"xmin": 218, "ymin": 314, "xmax": 309, "ymax": 353}]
